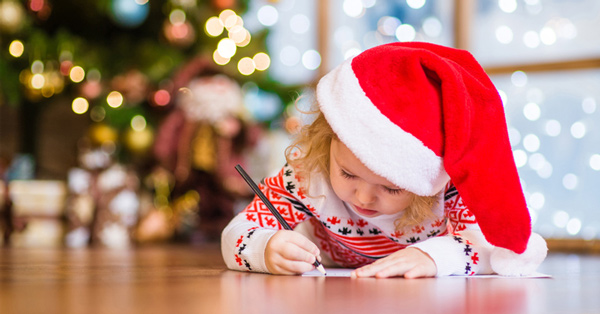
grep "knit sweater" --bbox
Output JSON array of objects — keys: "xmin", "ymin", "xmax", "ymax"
[{"xmin": 221, "ymin": 163, "xmax": 495, "ymax": 276}]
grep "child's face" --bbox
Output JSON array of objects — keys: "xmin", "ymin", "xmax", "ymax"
[{"xmin": 329, "ymin": 139, "xmax": 412, "ymax": 218}]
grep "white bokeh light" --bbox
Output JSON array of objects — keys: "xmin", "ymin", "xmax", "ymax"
[
  {"xmin": 523, "ymin": 134, "xmax": 540, "ymax": 152},
  {"xmin": 407, "ymin": 0, "xmax": 426, "ymax": 9},
  {"xmin": 498, "ymin": 0, "xmax": 518, "ymax": 13},
  {"xmin": 540, "ymin": 27, "xmax": 557, "ymax": 45},
  {"xmin": 566, "ymin": 218, "xmax": 582, "ymax": 235},
  {"xmin": 513, "ymin": 149, "xmax": 527, "ymax": 168},
  {"xmin": 589, "ymin": 154, "xmax": 600, "ymax": 171},
  {"xmin": 498, "ymin": 90, "xmax": 508, "ymax": 105},
  {"xmin": 537, "ymin": 161, "xmax": 553, "ymax": 179},
  {"xmin": 570, "ymin": 121, "xmax": 586, "ymax": 139},
  {"xmin": 526, "ymin": 88, "xmax": 544, "ymax": 103},
  {"xmin": 280, "ymin": 46, "xmax": 300, "ymax": 66},
  {"xmin": 290, "ymin": 14, "xmax": 310, "ymax": 34},
  {"xmin": 257, "ymin": 5, "xmax": 279, "ymax": 27},
  {"xmin": 523, "ymin": 102, "xmax": 541, "ymax": 121},
  {"xmin": 422, "ymin": 17, "xmax": 442, "ymax": 37},
  {"xmin": 378, "ymin": 16, "xmax": 401, "ymax": 36},
  {"xmin": 528, "ymin": 192, "xmax": 545, "ymax": 210},
  {"xmin": 343, "ymin": 0, "xmax": 364, "ymax": 18},
  {"xmin": 528, "ymin": 153, "xmax": 546, "ymax": 170},
  {"xmin": 511, "ymin": 71, "xmax": 528, "ymax": 87},
  {"xmin": 523, "ymin": 31, "xmax": 540, "ymax": 48},
  {"xmin": 495, "ymin": 25, "xmax": 513, "ymax": 44},
  {"xmin": 553, "ymin": 210, "xmax": 569, "ymax": 228},
  {"xmin": 562, "ymin": 173, "xmax": 578, "ymax": 190},
  {"xmin": 395, "ymin": 24, "xmax": 416, "ymax": 42},
  {"xmin": 582, "ymin": 97, "xmax": 597, "ymax": 114},
  {"xmin": 302, "ymin": 50, "xmax": 321, "ymax": 70},
  {"xmin": 507, "ymin": 127, "xmax": 521, "ymax": 146},
  {"xmin": 544, "ymin": 120, "xmax": 561, "ymax": 137}
]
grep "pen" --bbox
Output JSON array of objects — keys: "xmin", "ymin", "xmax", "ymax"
[{"xmin": 234, "ymin": 164, "xmax": 327, "ymax": 276}]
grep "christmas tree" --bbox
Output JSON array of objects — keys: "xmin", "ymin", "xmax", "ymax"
[{"xmin": 0, "ymin": 0, "xmax": 296, "ymax": 173}]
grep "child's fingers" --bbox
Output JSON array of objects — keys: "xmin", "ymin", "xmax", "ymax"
[
  {"xmin": 265, "ymin": 230, "xmax": 321, "ymax": 274},
  {"xmin": 279, "ymin": 242, "xmax": 318, "ymax": 264}
]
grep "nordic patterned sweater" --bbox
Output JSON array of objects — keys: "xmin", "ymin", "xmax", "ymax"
[{"xmin": 221, "ymin": 163, "xmax": 496, "ymax": 276}]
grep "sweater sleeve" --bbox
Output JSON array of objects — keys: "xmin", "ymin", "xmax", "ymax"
[
  {"xmin": 410, "ymin": 184, "xmax": 495, "ymax": 276},
  {"xmin": 221, "ymin": 165, "xmax": 314, "ymax": 273}
]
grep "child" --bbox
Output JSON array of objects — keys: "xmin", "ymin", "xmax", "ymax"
[{"xmin": 221, "ymin": 42, "xmax": 547, "ymax": 278}]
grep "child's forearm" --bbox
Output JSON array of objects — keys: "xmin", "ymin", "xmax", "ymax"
[
  {"xmin": 221, "ymin": 214, "xmax": 276, "ymax": 273},
  {"xmin": 410, "ymin": 230, "xmax": 495, "ymax": 276}
]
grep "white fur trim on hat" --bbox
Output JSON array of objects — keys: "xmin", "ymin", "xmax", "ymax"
[
  {"xmin": 490, "ymin": 233, "xmax": 548, "ymax": 276},
  {"xmin": 316, "ymin": 58, "xmax": 449, "ymax": 196}
]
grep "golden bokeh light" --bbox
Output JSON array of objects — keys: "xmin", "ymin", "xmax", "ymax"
[
  {"xmin": 72, "ymin": 97, "xmax": 89, "ymax": 114},
  {"xmin": 106, "ymin": 91, "xmax": 124, "ymax": 108},
  {"xmin": 213, "ymin": 50, "xmax": 230, "ymax": 65},
  {"xmin": 219, "ymin": 9, "xmax": 236, "ymax": 26},
  {"xmin": 31, "ymin": 74, "xmax": 45, "ymax": 89},
  {"xmin": 253, "ymin": 52, "xmax": 271, "ymax": 71},
  {"xmin": 237, "ymin": 57, "xmax": 255, "ymax": 76},
  {"xmin": 69, "ymin": 66, "xmax": 85, "ymax": 83},
  {"xmin": 224, "ymin": 14, "xmax": 242, "ymax": 30},
  {"xmin": 217, "ymin": 38, "xmax": 236, "ymax": 58},
  {"xmin": 237, "ymin": 29, "xmax": 251, "ymax": 47},
  {"xmin": 228, "ymin": 25, "xmax": 247, "ymax": 44},
  {"xmin": 9, "ymin": 40, "xmax": 24, "ymax": 57},
  {"xmin": 205, "ymin": 16, "xmax": 224, "ymax": 37}
]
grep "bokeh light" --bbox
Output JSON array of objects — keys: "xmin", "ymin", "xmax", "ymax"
[
  {"xmin": 72, "ymin": 97, "xmax": 89, "ymax": 114},
  {"xmin": 213, "ymin": 50, "xmax": 230, "ymax": 65},
  {"xmin": 301, "ymin": 50, "xmax": 321, "ymax": 70},
  {"xmin": 205, "ymin": 16, "xmax": 224, "ymax": 37},
  {"xmin": 69, "ymin": 66, "xmax": 85, "ymax": 83},
  {"xmin": 106, "ymin": 91, "xmax": 124, "ymax": 108},
  {"xmin": 253, "ymin": 52, "xmax": 270, "ymax": 71},
  {"xmin": 217, "ymin": 38, "xmax": 236, "ymax": 58},
  {"xmin": 31, "ymin": 74, "xmax": 45, "ymax": 89},
  {"xmin": 9, "ymin": 40, "xmax": 24, "ymax": 57},
  {"xmin": 238, "ymin": 57, "xmax": 255, "ymax": 76},
  {"xmin": 131, "ymin": 115, "xmax": 147, "ymax": 131},
  {"xmin": 257, "ymin": 5, "xmax": 278, "ymax": 26},
  {"xmin": 153, "ymin": 89, "xmax": 170, "ymax": 106},
  {"xmin": 396, "ymin": 24, "xmax": 416, "ymax": 42}
]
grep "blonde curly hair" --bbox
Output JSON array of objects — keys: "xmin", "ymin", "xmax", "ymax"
[{"xmin": 285, "ymin": 110, "xmax": 440, "ymax": 232}]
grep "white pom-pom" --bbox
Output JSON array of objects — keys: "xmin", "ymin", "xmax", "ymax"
[{"xmin": 490, "ymin": 232, "xmax": 548, "ymax": 276}]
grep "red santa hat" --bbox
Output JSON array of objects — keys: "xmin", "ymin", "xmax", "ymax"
[{"xmin": 316, "ymin": 42, "xmax": 533, "ymax": 256}]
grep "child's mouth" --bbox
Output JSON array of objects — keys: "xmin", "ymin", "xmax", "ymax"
[{"xmin": 353, "ymin": 205, "xmax": 379, "ymax": 217}]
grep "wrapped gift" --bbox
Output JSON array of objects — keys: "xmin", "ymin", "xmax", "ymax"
[{"xmin": 8, "ymin": 180, "xmax": 67, "ymax": 247}]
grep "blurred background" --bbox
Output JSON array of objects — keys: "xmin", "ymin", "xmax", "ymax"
[{"xmin": 0, "ymin": 0, "xmax": 599, "ymax": 250}]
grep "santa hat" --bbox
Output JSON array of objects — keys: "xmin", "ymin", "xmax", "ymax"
[{"xmin": 316, "ymin": 42, "xmax": 537, "ymax": 258}]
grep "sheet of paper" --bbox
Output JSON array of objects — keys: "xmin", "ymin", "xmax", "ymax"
[
  {"xmin": 302, "ymin": 268, "xmax": 354, "ymax": 277},
  {"xmin": 302, "ymin": 268, "xmax": 551, "ymax": 278}
]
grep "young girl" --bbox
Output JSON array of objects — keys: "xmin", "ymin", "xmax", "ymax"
[{"xmin": 221, "ymin": 42, "xmax": 547, "ymax": 278}]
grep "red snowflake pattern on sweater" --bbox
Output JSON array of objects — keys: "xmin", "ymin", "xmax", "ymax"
[
  {"xmin": 232, "ymin": 164, "xmax": 478, "ymax": 271},
  {"xmin": 445, "ymin": 193, "xmax": 477, "ymax": 232}
]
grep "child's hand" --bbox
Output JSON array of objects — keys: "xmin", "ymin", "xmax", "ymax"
[
  {"xmin": 351, "ymin": 247, "xmax": 437, "ymax": 279},
  {"xmin": 265, "ymin": 230, "xmax": 321, "ymax": 275}
]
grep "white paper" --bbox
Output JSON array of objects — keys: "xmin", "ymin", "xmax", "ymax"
[
  {"xmin": 302, "ymin": 268, "xmax": 551, "ymax": 278},
  {"xmin": 302, "ymin": 268, "xmax": 354, "ymax": 277}
]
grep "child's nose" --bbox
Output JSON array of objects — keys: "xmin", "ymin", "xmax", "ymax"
[{"xmin": 355, "ymin": 183, "xmax": 376, "ymax": 205}]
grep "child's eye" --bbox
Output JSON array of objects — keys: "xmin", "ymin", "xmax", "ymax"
[
  {"xmin": 340, "ymin": 169, "xmax": 356, "ymax": 179},
  {"xmin": 383, "ymin": 186, "xmax": 403, "ymax": 195}
]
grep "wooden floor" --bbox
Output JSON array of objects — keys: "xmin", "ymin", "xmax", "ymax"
[{"xmin": 1, "ymin": 244, "xmax": 599, "ymax": 314}]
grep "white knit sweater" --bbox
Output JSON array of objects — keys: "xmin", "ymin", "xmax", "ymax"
[{"xmin": 221, "ymin": 163, "xmax": 495, "ymax": 276}]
